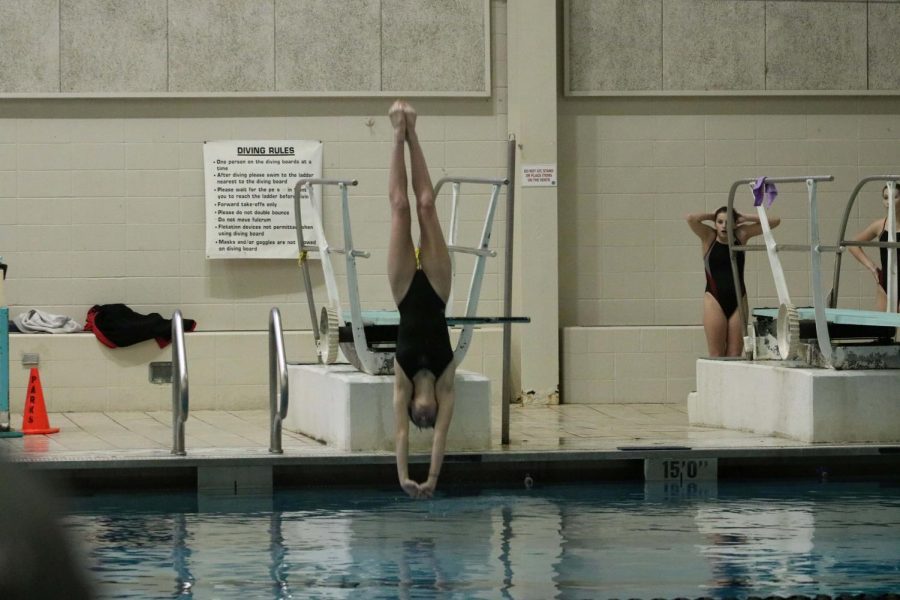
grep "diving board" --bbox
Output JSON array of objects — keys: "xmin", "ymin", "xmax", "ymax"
[
  {"xmin": 752, "ymin": 307, "xmax": 900, "ymax": 328},
  {"xmin": 345, "ymin": 310, "xmax": 529, "ymax": 327},
  {"xmin": 728, "ymin": 175, "xmax": 900, "ymax": 369}
]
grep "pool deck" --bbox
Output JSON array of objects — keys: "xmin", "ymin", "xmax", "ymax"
[{"xmin": 4, "ymin": 403, "xmax": 899, "ymax": 489}]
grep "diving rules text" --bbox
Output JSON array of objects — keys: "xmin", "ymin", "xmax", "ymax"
[{"xmin": 204, "ymin": 140, "xmax": 322, "ymax": 259}]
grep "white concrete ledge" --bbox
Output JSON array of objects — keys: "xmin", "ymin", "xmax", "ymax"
[
  {"xmin": 689, "ymin": 359, "xmax": 900, "ymax": 443},
  {"xmin": 285, "ymin": 364, "xmax": 491, "ymax": 452}
]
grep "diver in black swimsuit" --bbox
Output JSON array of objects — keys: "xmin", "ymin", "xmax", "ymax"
[
  {"xmin": 396, "ymin": 269, "xmax": 454, "ymax": 382},
  {"xmin": 704, "ymin": 237, "xmax": 745, "ymax": 319},
  {"xmin": 687, "ymin": 206, "xmax": 779, "ymax": 357},
  {"xmin": 388, "ymin": 100, "xmax": 456, "ymax": 500},
  {"xmin": 877, "ymin": 224, "xmax": 900, "ymax": 303},
  {"xmin": 848, "ymin": 183, "xmax": 900, "ymax": 312}
]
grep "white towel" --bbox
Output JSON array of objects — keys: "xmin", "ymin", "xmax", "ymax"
[{"xmin": 13, "ymin": 309, "xmax": 83, "ymax": 334}]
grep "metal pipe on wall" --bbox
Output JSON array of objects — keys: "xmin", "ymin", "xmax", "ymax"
[{"xmin": 502, "ymin": 136, "xmax": 517, "ymax": 445}]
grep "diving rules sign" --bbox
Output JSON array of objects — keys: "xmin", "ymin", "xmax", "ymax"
[{"xmin": 204, "ymin": 140, "xmax": 323, "ymax": 259}]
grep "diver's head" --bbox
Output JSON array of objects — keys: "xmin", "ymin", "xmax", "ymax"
[{"xmin": 407, "ymin": 372, "xmax": 437, "ymax": 429}]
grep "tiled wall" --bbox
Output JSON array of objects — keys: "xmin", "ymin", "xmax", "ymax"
[
  {"xmin": 559, "ymin": 97, "xmax": 900, "ymax": 328},
  {"xmin": 0, "ymin": 109, "xmax": 510, "ymax": 331},
  {"xmin": 0, "ymin": 0, "xmax": 488, "ymax": 95},
  {"xmin": 8, "ymin": 328, "xmax": 504, "ymax": 414},
  {"xmin": 561, "ymin": 326, "xmax": 705, "ymax": 404},
  {"xmin": 566, "ymin": 0, "xmax": 899, "ymax": 93}
]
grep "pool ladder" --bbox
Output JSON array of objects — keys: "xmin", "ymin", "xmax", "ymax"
[
  {"xmin": 268, "ymin": 307, "xmax": 289, "ymax": 454},
  {"xmin": 170, "ymin": 308, "xmax": 290, "ymax": 456},
  {"xmin": 171, "ymin": 310, "xmax": 189, "ymax": 456}
]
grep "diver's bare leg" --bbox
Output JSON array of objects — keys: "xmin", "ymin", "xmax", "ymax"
[
  {"xmin": 388, "ymin": 101, "xmax": 417, "ymax": 305},
  {"xmin": 404, "ymin": 103, "xmax": 451, "ymax": 301}
]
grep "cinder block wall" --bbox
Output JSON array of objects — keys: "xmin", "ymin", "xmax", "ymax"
[
  {"xmin": 8, "ymin": 328, "xmax": 502, "ymax": 415},
  {"xmin": 1, "ymin": 1, "xmax": 509, "ymax": 413},
  {"xmin": 561, "ymin": 326, "xmax": 706, "ymax": 404}
]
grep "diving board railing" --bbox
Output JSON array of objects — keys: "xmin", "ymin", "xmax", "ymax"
[
  {"xmin": 294, "ymin": 173, "xmax": 512, "ymax": 375},
  {"xmin": 438, "ymin": 175, "xmax": 509, "ymax": 366},
  {"xmin": 268, "ymin": 307, "xmax": 289, "ymax": 454},
  {"xmin": 171, "ymin": 310, "xmax": 189, "ymax": 456},
  {"xmin": 294, "ymin": 178, "xmax": 359, "ymax": 365},
  {"xmin": 725, "ymin": 175, "xmax": 834, "ymax": 333},
  {"xmin": 727, "ymin": 175, "xmax": 900, "ymax": 368},
  {"xmin": 295, "ymin": 177, "xmax": 389, "ymax": 374},
  {"xmin": 293, "ymin": 138, "xmax": 523, "ymax": 443},
  {"xmin": 831, "ymin": 176, "xmax": 900, "ymax": 311}
]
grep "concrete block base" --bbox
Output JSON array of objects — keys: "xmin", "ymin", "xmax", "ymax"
[
  {"xmin": 688, "ymin": 359, "xmax": 900, "ymax": 443},
  {"xmin": 285, "ymin": 364, "xmax": 491, "ymax": 452}
]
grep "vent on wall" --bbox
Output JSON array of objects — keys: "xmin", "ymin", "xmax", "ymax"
[{"xmin": 149, "ymin": 362, "xmax": 173, "ymax": 384}]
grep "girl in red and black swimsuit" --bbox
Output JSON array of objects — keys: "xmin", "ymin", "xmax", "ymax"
[{"xmin": 686, "ymin": 207, "xmax": 780, "ymax": 357}]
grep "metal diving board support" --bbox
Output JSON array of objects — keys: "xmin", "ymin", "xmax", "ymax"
[
  {"xmin": 726, "ymin": 175, "xmax": 835, "ymax": 363},
  {"xmin": 294, "ymin": 173, "xmax": 519, "ymax": 376},
  {"xmin": 726, "ymin": 176, "xmax": 834, "ymax": 321},
  {"xmin": 437, "ymin": 174, "xmax": 508, "ymax": 366}
]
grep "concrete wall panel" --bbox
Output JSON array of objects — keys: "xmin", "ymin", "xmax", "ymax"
[
  {"xmin": 868, "ymin": 2, "xmax": 900, "ymax": 90},
  {"xmin": 663, "ymin": 0, "xmax": 764, "ymax": 91},
  {"xmin": 568, "ymin": 0, "xmax": 663, "ymax": 92},
  {"xmin": 168, "ymin": 0, "xmax": 275, "ymax": 92},
  {"xmin": 0, "ymin": 0, "xmax": 59, "ymax": 93},
  {"xmin": 60, "ymin": 0, "xmax": 167, "ymax": 93},
  {"xmin": 275, "ymin": 0, "xmax": 381, "ymax": 92},
  {"xmin": 765, "ymin": 1, "xmax": 867, "ymax": 91},
  {"xmin": 382, "ymin": 0, "xmax": 487, "ymax": 92}
]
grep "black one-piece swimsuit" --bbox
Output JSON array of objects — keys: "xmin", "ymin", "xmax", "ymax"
[
  {"xmin": 878, "ymin": 224, "xmax": 900, "ymax": 298},
  {"xmin": 395, "ymin": 270, "xmax": 454, "ymax": 379},
  {"xmin": 704, "ymin": 239, "xmax": 746, "ymax": 318}
]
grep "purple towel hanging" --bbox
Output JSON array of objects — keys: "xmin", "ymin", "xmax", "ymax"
[{"xmin": 752, "ymin": 176, "xmax": 778, "ymax": 208}]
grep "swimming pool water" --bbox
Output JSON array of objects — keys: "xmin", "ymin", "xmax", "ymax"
[{"xmin": 65, "ymin": 480, "xmax": 900, "ymax": 599}]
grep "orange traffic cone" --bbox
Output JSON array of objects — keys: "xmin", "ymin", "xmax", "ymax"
[{"xmin": 22, "ymin": 367, "xmax": 59, "ymax": 435}]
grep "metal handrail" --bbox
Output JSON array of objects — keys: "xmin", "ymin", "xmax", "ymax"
[
  {"xmin": 725, "ymin": 175, "xmax": 834, "ymax": 327},
  {"xmin": 501, "ymin": 137, "xmax": 516, "ymax": 446},
  {"xmin": 292, "ymin": 178, "xmax": 359, "ymax": 346},
  {"xmin": 434, "ymin": 176, "xmax": 509, "ymax": 192},
  {"xmin": 296, "ymin": 178, "xmax": 358, "ymax": 188},
  {"xmin": 831, "ymin": 176, "xmax": 900, "ymax": 307},
  {"xmin": 269, "ymin": 307, "xmax": 289, "ymax": 454},
  {"xmin": 171, "ymin": 310, "xmax": 189, "ymax": 456}
]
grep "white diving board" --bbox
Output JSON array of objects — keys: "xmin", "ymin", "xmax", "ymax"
[
  {"xmin": 752, "ymin": 307, "xmax": 900, "ymax": 328},
  {"xmin": 344, "ymin": 309, "xmax": 529, "ymax": 327}
]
